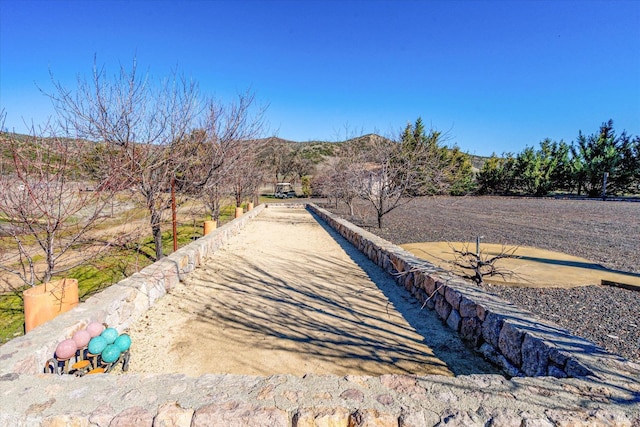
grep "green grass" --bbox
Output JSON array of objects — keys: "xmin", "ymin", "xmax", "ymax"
[{"xmin": 0, "ymin": 222, "xmax": 206, "ymax": 344}]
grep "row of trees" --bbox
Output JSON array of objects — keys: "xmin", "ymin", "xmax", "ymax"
[
  {"xmin": 478, "ymin": 120, "xmax": 640, "ymax": 197},
  {"xmin": 1, "ymin": 59, "xmax": 269, "ymax": 288},
  {"xmin": 313, "ymin": 118, "xmax": 476, "ymax": 227}
]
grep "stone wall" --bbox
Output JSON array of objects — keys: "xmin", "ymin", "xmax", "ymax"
[
  {"xmin": 0, "ymin": 203, "xmax": 638, "ymax": 426},
  {"xmin": 306, "ymin": 204, "xmax": 637, "ymax": 381},
  {"xmin": 0, "ymin": 204, "xmax": 265, "ymax": 376}
]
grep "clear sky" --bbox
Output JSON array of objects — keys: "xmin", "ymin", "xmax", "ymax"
[{"xmin": 1, "ymin": 0, "xmax": 639, "ymax": 156}]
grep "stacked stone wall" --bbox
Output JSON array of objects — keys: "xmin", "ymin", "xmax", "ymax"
[
  {"xmin": 306, "ymin": 204, "xmax": 632, "ymax": 380},
  {"xmin": 0, "ymin": 203, "xmax": 638, "ymax": 425},
  {"xmin": 0, "ymin": 204, "xmax": 266, "ymax": 376}
]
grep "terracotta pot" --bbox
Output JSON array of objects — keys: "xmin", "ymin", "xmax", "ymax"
[
  {"xmin": 203, "ymin": 219, "xmax": 217, "ymax": 235},
  {"xmin": 247, "ymin": 202, "xmax": 254, "ymax": 211},
  {"xmin": 23, "ymin": 278, "xmax": 79, "ymax": 333},
  {"xmin": 235, "ymin": 207, "xmax": 244, "ymax": 218}
]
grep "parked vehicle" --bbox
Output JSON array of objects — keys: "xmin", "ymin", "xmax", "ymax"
[{"xmin": 274, "ymin": 182, "xmax": 296, "ymax": 198}]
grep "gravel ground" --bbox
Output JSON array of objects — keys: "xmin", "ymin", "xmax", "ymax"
[{"xmin": 322, "ymin": 196, "xmax": 640, "ymax": 364}]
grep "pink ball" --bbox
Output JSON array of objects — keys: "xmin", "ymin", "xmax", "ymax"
[
  {"xmin": 86, "ymin": 321, "xmax": 105, "ymax": 337},
  {"xmin": 55, "ymin": 339, "xmax": 78, "ymax": 360},
  {"xmin": 72, "ymin": 329, "xmax": 91, "ymax": 348}
]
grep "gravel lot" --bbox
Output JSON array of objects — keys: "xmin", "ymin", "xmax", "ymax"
[{"xmin": 323, "ymin": 196, "xmax": 640, "ymax": 364}]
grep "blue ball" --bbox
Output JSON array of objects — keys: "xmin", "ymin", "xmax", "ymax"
[
  {"xmin": 101, "ymin": 344, "xmax": 121, "ymax": 364},
  {"xmin": 114, "ymin": 334, "xmax": 131, "ymax": 352},
  {"xmin": 87, "ymin": 336, "xmax": 107, "ymax": 355},
  {"xmin": 101, "ymin": 328, "xmax": 118, "ymax": 344}
]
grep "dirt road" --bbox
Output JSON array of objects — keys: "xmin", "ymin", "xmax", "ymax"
[{"xmin": 125, "ymin": 206, "xmax": 500, "ymax": 377}]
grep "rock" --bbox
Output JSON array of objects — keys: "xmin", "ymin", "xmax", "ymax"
[
  {"xmin": 349, "ymin": 409, "xmax": 397, "ymax": 427},
  {"xmin": 482, "ymin": 312, "xmax": 504, "ymax": 348},
  {"xmin": 192, "ymin": 402, "xmax": 288, "ymax": 427},
  {"xmin": 340, "ymin": 388, "xmax": 364, "ymax": 402},
  {"xmin": 545, "ymin": 408, "xmax": 632, "ymax": 426},
  {"xmin": 41, "ymin": 414, "xmax": 90, "ymax": 427},
  {"xmin": 460, "ymin": 317, "xmax": 482, "ymax": 346},
  {"xmin": 399, "ymin": 409, "xmax": 440, "ymax": 427},
  {"xmin": 380, "ymin": 374, "xmax": 425, "ymax": 394},
  {"xmin": 476, "ymin": 304, "xmax": 487, "ymax": 321},
  {"xmin": 445, "ymin": 287, "xmax": 462, "ymax": 310},
  {"xmin": 498, "ymin": 322, "xmax": 524, "ymax": 367},
  {"xmin": 109, "ymin": 407, "xmax": 153, "ymax": 427},
  {"xmin": 154, "ymin": 402, "xmax": 194, "ymax": 427},
  {"xmin": 564, "ymin": 359, "xmax": 595, "ymax": 378},
  {"xmin": 458, "ymin": 297, "xmax": 477, "ymax": 318},
  {"xmin": 435, "ymin": 294, "xmax": 452, "ymax": 321},
  {"xmin": 435, "ymin": 409, "xmax": 485, "ymax": 426},
  {"xmin": 293, "ymin": 407, "xmax": 350, "ymax": 427},
  {"xmin": 423, "ymin": 276, "xmax": 436, "ymax": 295},
  {"xmin": 521, "ymin": 334, "xmax": 550, "ymax": 376},
  {"xmin": 546, "ymin": 365, "xmax": 568, "ymax": 378},
  {"xmin": 375, "ymin": 394, "xmax": 394, "ymax": 405},
  {"xmin": 446, "ymin": 309, "xmax": 462, "ymax": 332}
]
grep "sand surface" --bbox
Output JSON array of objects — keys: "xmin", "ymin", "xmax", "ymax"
[
  {"xmin": 401, "ymin": 242, "xmax": 640, "ymax": 288},
  {"xmin": 124, "ymin": 207, "xmax": 500, "ymax": 377}
]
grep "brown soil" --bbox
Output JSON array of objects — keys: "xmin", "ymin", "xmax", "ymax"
[{"xmin": 124, "ymin": 207, "xmax": 500, "ymax": 377}]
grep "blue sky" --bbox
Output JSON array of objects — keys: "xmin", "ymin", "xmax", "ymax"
[{"xmin": 1, "ymin": 0, "xmax": 639, "ymax": 156}]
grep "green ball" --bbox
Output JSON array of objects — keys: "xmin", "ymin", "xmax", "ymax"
[
  {"xmin": 87, "ymin": 336, "xmax": 107, "ymax": 355},
  {"xmin": 101, "ymin": 328, "xmax": 118, "ymax": 344},
  {"xmin": 114, "ymin": 334, "xmax": 131, "ymax": 352},
  {"xmin": 101, "ymin": 344, "xmax": 121, "ymax": 364}
]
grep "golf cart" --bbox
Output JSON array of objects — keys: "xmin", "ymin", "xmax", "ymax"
[{"xmin": 274, "ymin": 182, "xmax": 296, "ymax": 199}]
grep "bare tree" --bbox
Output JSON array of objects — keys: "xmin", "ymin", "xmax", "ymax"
[
  {"xmin": 448, "ymin": 242, "xmax": 520, "ymax": 286},
  {"xmin": 0, "ymin": 115, "xmax": 117, "ymax": 287},
  {"xmin": 186, "ymin": 93, "xmax": 268, "ymax": 219},
  {"xmin": 47, "ymin": 59, "xmax": 201, "ymax": 260}
]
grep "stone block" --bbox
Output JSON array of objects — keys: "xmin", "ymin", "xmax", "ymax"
[
  {"xmin": 564, "ymin": 359, "xmax": 595, "ymax": 378},
  {"xmin": 41, "ymin": 414, "xmax": 90, "ymax": 427},
  {"xmin": 399, "ymin": 409, "xmax": 439, "ymax": 427},
  {"xmin": 192, "ymin": 402, "xmax": 288, "ymax": 427},
  {"xmin": 292, "ymin": 407, "xmax": 350, "ymax": 427},
  {"xmin": 548, "ymin": 348, "xmax": 570, "ymax": 367},
  {"xmin": 423, "ymin": 276, "xmax": 436, "ymax": 295},
  {"xmin": 476, "ymin": 304, "xmax": 487, "ymax": 321},
  {"xmin": 498, "ymin": 321, "xmax": 525, "ymax": 367},
  {"xmin": 446, "ymin": 309, "xmax": 462, "ymax": 331},
  {"xmin": 109, "ymin": 407, "xmax": 153, "ymax": 427},
  {"xmin": 154, "ymin": 402, "xmax": 194, "ymax": 427},
  {"xmin": 547, "ymin": 365, "xmax": 568, "ymax": 378},
  {"xmin": 434, "ymin": 293, "xmax": 452, "ymax": 321},
  {"xmin": 445, "ymin": 287, "xmax": 462, "ymax": 310},
  {"xmin": 339, "ymin": 388, "xmax": 364, "ymax": 402},
  {"xmin": 349, "ymin": 409, "xmax": 397, "ymax": 427},
  {"xmin": 481, "ymin": 312, "xmax": 504, "ymax": 348},
  {"xmin": 521, "ymin": 334, "xmax": 550, "ymax": 376},
  {"xmin": 458, "ymin": 296, "xmax": 477, "ymax": 318},
  {"xmin": 404, "ymin": 272, "xmax": 414, "ymax": 291},
  {"xmin": 460, "ymin": 317, "xmax": 482, "ymax": 346}
]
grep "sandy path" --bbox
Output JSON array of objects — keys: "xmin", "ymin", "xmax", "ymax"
[{"xmin": 125, "ymin": 207, "xmax": 499, "ymax": 377}]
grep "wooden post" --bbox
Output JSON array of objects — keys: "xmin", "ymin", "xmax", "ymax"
[{"xmin": 171, "ymin": 177, "xmax": 177, "ymax": 252}]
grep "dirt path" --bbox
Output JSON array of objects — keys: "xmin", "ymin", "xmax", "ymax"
[{"xmin": 125, "ymin": 206, "xmax": 500, "ymax": 377}]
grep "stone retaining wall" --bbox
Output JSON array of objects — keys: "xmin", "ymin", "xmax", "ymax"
[
  {"xmin": 0, "ymin": 203, "xmax": 638, "ymax": 426},
  {"xmin": 0, "ymin": 204, "xmax": 265, "ymax": 376},
  {"xmin": 307, "ymin": 204, "xmax": 638, "ymax": 381}
]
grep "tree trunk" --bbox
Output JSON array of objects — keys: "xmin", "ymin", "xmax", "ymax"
[{"xmin": 150, "ymin": 208, "xmax": 164, "ymax": 260}]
